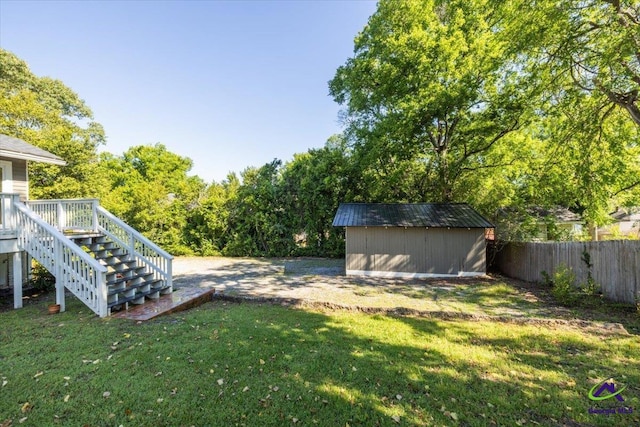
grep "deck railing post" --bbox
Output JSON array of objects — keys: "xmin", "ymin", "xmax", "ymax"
[
  {"xmin": 57, "ymin": 200, "xmax": 65, "ymax": 231},
  {"xmin": 129, "ymin": 232, "xmax": 135, "ymax": 261},
  {"xmin": 12, "ymin": 251, "xmax": 22, "ymax": 309},
  {"xmin": 11, "ymin": 194, "xmax": 19, "ymax": 230},
  {"xmin": 97, "ymin": 269, "xmax": 108, "ymax": 317},
  {"xmin": 0, "ymin": 194, "xmax": 6, "ymax": 230},
  {"xmin": 92, "ymin": 199, "xmax": 99, "ymax": 232},
  {"xmin": 54, "ymin": 239, "xmax": 65, "ymax": 312}
]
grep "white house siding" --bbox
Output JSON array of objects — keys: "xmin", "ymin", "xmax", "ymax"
[
  {"xmin": 345, "ymin": 227, "xmax": 486, "ymax": 278},
  {"xmin": 0, "ymin": 157, "xmax": 28, "ymax": 200}
]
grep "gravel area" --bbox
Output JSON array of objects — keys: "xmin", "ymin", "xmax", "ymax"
[
  {"xmin": 0, "ymin": 257, "xmax": 631, "ymax": 334},
  {"xmin": 170, "ymin": 257, "xmax": 634, "ymax": 335},
  {"xmin": 172, "ymin": 257, "xmax": 564, "ymax": 318}
]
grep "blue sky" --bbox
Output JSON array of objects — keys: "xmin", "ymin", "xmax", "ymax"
[{"xmin": 0, "ymin": 0, "xmax": 377, "ymax": 183}]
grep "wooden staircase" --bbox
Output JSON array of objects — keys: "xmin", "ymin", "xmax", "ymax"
[
  {"xmin": 13, "ymin": 199, "xmax": 173, "ymax": 317},
  {"xmin": 68, "ymin": 233, "xmax": 172, "ymax": 312}
]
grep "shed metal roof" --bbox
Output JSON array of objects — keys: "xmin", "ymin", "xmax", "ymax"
[
  {"xmin": 0, "ymin": 134, "xmax": 66, "ymax": 165},
  {"xmin": 332, "ymin": 203, "xmax": 494, "ymax": 228}
]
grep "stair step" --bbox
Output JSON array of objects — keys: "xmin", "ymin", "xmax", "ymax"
[
  {"xmin": 66, "ymin": 231, "xmax": 103, "ymax": 239},
  {"xmin": 107, "ymin": 287, "xmax": 162, "ymax": 309},
  {"xmin": 91, "ymin": 242, "xmax": 119, "ymax": 251},
  {"xmin": 150, "ymin": 279, "xmax": 168, "ymax": 290},
  {"xmin": 108, "ymin": 295, "xmax": 138, "ymax": 309},
  {"xmin": 95, "ymin": 254, "xmax": 135, "ymax": 265},
  {"xmin": 72, "ymin": 238, "xmax": 97, "ymax": 246},
  {"xmin": 107, "ymin": 272, "xmax": 153, "ymax": 288},
  {"xmin": 107, "ymin": 277, "xmax": 156, "ymax": 295},
  {"xmin": 93, "ymin": 248, "xmax": 126, "ymax": 259},
  {"xmin": 93, "ymin": 235, "xmax": 112, "ymax": 244},
  {"xmin": 102, "ymin": 259, "xmax": 138, "ymax": 270},
  {"xmin": 106, "ymin": 266, "xmax": 147, "ymax": 281}
]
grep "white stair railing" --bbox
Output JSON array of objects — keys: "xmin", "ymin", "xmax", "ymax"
[
  {"xmin": 27, "ymin": 199, "xmax": 98, "ymax": 232},
  {"xmin": 27, "ymin": 199, "xmax": 173, "ymax": 310},
  {"xmin": 96, "ymin": 207, "xmax": 173, "ymax": 293},
  {"xmin": 25, "ymin": 199, "xmax": 173, "ymax": 303},
  {"xmin": 14, "ymin": 202, "xmax": 109, "ymax": 317}
]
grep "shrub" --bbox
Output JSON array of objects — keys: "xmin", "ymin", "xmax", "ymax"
[
  {"xmin": 581, "ymin": 277, "xmax": 601, "ymax": 296},
  {"xmin": 540, "ymin": 270, "xmax": 552, "ymax": 286},
  {"xmin": 545, "ymin": 264, "xmax": 602, "ymax": 307},
  {"xmin": 549, "ymin": 265, "xmax": 581, "ymax": 307},
  {"xmin": 29, "ymin": 262, "xmax": 55, "ymax": 293},
  {"xmin": 580, "ymin": 248, "xmax": 601, "ymax": 297}
]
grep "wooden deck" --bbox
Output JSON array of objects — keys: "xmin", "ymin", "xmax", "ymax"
[{"xmin": 111, "ymin": 287, "xmax": 216, "ymax": 321}]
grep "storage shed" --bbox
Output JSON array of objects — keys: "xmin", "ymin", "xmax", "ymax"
[{"xmin": 332, "ymin": 203, "xmax": 494, "ymax": 278}]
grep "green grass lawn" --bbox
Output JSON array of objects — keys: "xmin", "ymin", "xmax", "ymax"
[{"xmin": 1, "ymin": 297, "xmax": 639, "ymax": 426}]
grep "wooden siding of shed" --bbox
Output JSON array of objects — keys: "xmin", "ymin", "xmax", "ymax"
[
  {"xmin": 0, "ymin": 157, "xmax": 28, "ymax": 200},
  {"xmin": 346, "ymin": 227, "xmax": 486, "ymax": 277}
]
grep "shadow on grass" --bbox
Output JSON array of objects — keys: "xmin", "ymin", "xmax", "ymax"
[
  {"xmin": 175, "ymin": 301, "xmax": 640, "ymax": 426},
  {"xmin": 2, "ymin": 296, "xmax": 638, "ymax": 426}
]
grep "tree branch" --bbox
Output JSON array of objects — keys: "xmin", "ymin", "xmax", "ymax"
[
  {"xmin": 458, "ymin": 159, "xmax": 517, "ymax": 174},
  {"xmin": 464, "ymin": 119, "xmax": 520, "ymax": 159},
  {"xmin": 612, "ymin": 180, "xmax": 640, "ymax": 196},
  {"xmin": 596, "ymin": 81, "xmax": 640, "ymax": 126}
]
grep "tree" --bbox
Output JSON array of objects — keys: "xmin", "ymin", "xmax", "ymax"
[
  {"xmin": 0, "ymin": 49, "xmax": 105, "ymax": 198},
  {"xmin": 329, "ymin": 0, "xmax": 533, "ymax": 202},
  {"xmin": 184, "ymin": 174, "xmax": 239, "ymax": 256},
  {"xmin": 224, "ymin": 160, "xmax": 296, "ymax": 257},
  {"xmin": 521, "ymin": 90, "xmax": 640, "ymax": 226},
  {"xmin": 280, "ymin": 135, "xmax": 352, "ymax": 257},
  {"xmin": 97, "ymin": 144, "xmax": 205, "ymax": 254},
  {"xmin": 512, "ymin": 0, "xmax": 640, "ymax": 126}
]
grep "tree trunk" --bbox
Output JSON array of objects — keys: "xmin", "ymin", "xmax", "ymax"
[{"xmin": 437, "ymin": 147, "xmax": 453, "ymax": 202}]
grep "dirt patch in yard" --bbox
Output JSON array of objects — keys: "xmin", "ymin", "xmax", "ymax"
[
  {"xmin": 2, "ymin": 257, "xmax": 635, "ymax": 335},
  {"xmin": 173, "ymin": 257, "xmax": 638, "ymax": 335},
  {"xmin": 211, "ymin": 293, "xmax": 631, "ymax": 336}
]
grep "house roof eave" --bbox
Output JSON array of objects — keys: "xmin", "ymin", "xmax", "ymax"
[
  {"xmin": 0, "ymin": 149, "xmax": 67, "ymax": 166},
  {"xmin": 0, "ymin": 134, "xmax": 67, "ymax": 166}
]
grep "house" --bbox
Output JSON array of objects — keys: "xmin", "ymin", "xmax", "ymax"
[
  {"xmin": 0, "ymin": 135, "xmax": 62, "ymax": 292},
  {"xmin": 494, "ymin": 206, "xmax": 584, "ymax": 241},
  {"xmin": 332, "ymin": 203, "xmax": 494, "ymax": 278},
  {"xmin": 0, "ymin": 134, "xmax": 172, "ymax": 317},
  {"xmin": 598, "ymin": 208, "xmax": 640, "ymax": 239}
]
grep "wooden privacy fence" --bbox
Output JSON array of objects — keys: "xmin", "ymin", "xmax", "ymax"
[{"xmin": 494, "ymin": 240, "xmax": 640, "ymax": 304}]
